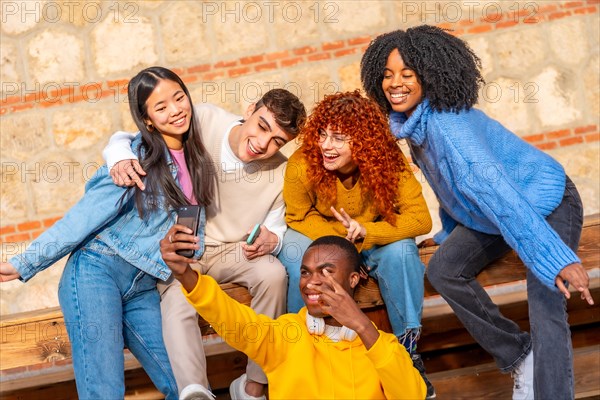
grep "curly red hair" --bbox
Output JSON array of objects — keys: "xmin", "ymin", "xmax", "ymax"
[{"xmin": 301, "ymin": 90, "xmax": 407, "ymax": 225}]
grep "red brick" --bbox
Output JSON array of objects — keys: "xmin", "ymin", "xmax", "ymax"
[
  {"xmin": 203, "ymin": 71, "xmax": 226, "ymax": 81},
  {"xmin": 308, "ymin": 53, "xmax": 331, "ymax": 62},
  {"xmin": 538, "ymin": 4, "xmax": 559, "ymax": 13},
  {"xmin": 574, "ymin": 6, "xmax": 598, "ymax": 14},
  {"xmin": 10, "ymin": 103, "xmax": 34, "ymax": 112},
  {"xmin": 584, "ymin": 133, "xmax": 600, "ymax": 142},
  {"xmin": 214, "ymin": 60, "xmax": 237, "ymax": 69},
  {"xmin": 43, "ymin": 217, "xmax": 61, "ymax": 227},
  {"xmin": 266, "ymin": 50, "xmax": 289, "ymax": 61},
  {"xmin": 523, "ymin": 134, "xmax": 544, "ymax": 143},
  {"xmin": 347, "ymin": 36, "xmax": 371, "ymax": 46},
  {"xmin": 107, "ymin": 79, "xmax": 129, "ymax": 88},
  {"xmin": 545, "ymin": 129, "xmax": 571, "ymax": 139},
  {"xmin": 293, "ymin": 46, "xmax": 317, "ymax": 56},
  {"xmin": 281, "ymin": 57, "xmax": 304, "ymax": 68},
  {"xmin": 481, "ymin": 13, "xmax": 503, "ymax": 24},
  {"xmin": 497, "ymin": 21, "xmax": 519, "ymax": 29},
  {"xmin": 563, "ymin": 1, "xmax": 584, "ymax": 8},
  {"xmin": 0, "ymin": 96, "xmax": 23, "ymax": 106},
  {"xmin": 322, "ymin": 41, "xmax": 344, "ymax": 51},
  {"xmin": 549, "ymin": 11, "xmax": 572, "ymax": 20},
  {"xmin": 0, "ymin": 225, "xmax": 16, "ymax": 235},
  {"xmin": 31, "ymin": 230, "xmax": 44, "ymax": 239},
  {"xmin": 559, "ymin": 136, "xmax": 584, "ymax": 147},
  {"xmin": 17, "ymin": 221, "xmax": 41, "ymax": 231},
  {"xmin": 254, "ymin": 62, "xmax": 277, "ymax": 72},
  {"xmin": 537, "ymin": 141, "xmax": 558, "ymax": 150},
  {"xmin": 574, "ymin": 125, "xmax": 597, "ymax": 134},
  {"xmin": 0, "ymin": 107, "xmax": 8, "ymax": 115},
  {"xmin": 187, "ymin": 64, "xmax": 211, "ymax": 74},
  {"xmin": 227, "ymin": 67, "xmax": 251, "ymax": 78},
  {"xmin": 240, "ymin": 55, "xmax": 265, "ymax": 65},
  {"xmin": 333, "ymin": 48, "xmax": 357, "ymax": 58},
  {"xmin": 468, "ymin": 25, "xmax": 493, "ymax": 34},
  {"xmin": 40, "ymin": 99, "xmax": 62, "ymax": 108},
  {"xmin": 5, "ymin": 233, "xmax": 31, "ymax": 242}
]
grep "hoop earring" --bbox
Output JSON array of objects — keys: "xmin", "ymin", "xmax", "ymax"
[{"xmin": 146, "ymin": 123, "xmax": 153, "ymax": 132}]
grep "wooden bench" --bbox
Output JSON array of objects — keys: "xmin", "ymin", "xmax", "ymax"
[{"xmin": 1, "ymin": 215, "xmax": 598, "ymax": 398}]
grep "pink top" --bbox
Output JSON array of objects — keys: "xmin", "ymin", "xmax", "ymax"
[{"xmin": 169, "ymin": 148, "xmax": 197, "ymax": 205}]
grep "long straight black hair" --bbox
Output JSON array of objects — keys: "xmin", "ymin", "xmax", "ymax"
[{"xmin": 126, "ymin": 66, "xmax": 215, "ymax": 218}]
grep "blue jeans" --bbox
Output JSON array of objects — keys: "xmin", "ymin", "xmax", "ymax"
[
  {"xmin": 426, "ymin": 177, "xmax": 582, "ymax": 399},
  {"xmin": 278, "ymin": 229, "xmax": 426, "ymax": 336},
  {"xmin": 58, "ymin": 239, "xmax": 178, "ymax": 400}
]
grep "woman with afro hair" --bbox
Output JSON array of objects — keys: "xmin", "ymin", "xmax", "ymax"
[
  {"xmin": 360, "ymin": 25, "xmax": 593, "ymax": 400},
  {"xmin": 278, "ymin": 90, "xmax": 435, "ymax": 396}
]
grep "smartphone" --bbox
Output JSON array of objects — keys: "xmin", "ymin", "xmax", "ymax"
[
  {"xmin": 246, "ymin": 223, "xmax": 261, "ymax": 245},
  {"xmin": 175, "ymin": 205, "xmax": 201, "ymax": 258}
]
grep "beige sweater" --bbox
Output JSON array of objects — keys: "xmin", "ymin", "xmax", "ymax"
[{"xmin": 196, "ymin": 104, "xmax": 287, "ymax": 247}]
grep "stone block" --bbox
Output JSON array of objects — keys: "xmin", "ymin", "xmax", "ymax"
[
  {"xmin": 52, "ymin": 108, "xmax": 113, "ymax": 150},
  {"xmin": 28, "ymin": 30, "xmax": 84, "ymax": 84},
  {"xmin": 549, "ymin": 144, "xmax": 600, "ymax": 216},
  {"xmin": 213, "ymin": 13, "xmax": 269, "ymax": 56},
  {"xmin": 0, "ymin": 0, "xmax": 40, "ymax": 35},
  {"xmin": 0, "ymin": 114, "xmax": 48, "ymax": 161},
  {"xmin": 326, "ymin": 0, "xmax": 384, "ymax": 34},
  {"xmin": 478, "ymin": 77, "xmax": 533, "ymax": 136},
  {"xmin": 0, "ymin": 39, "xmax": 20, "ymax": 86},
  {"xmin": 492, "ymin": 27, "xmax": 545, "ymax": 76},
  {"xmin": 338, "ymin": 61, "xmax": 362, "ymax": 93},
  {"xmin": 288, "ymin": 63, "xmax": 336, "ymax": 112},
  {"xmin": 532, "ymin": 67, "xmax": 581, "ymax": 128},
  {"xmin": 467, "ymin": 36, "xmax": 493, "ymax": 77},
  {"xmin": 160, "ymin": 2, "xmax": 210, "ymax": 64},
  {"xmin": 548, "ymin": 19, "xmax": 588, "ymax": 66},
  {"xmin": 29, "ymin": 152, "xmax": 89, "ymax": 216},
  {"xmin": 91, "ymin": 16, "xmax": 157, "ymax": 75},
  {"xmin": 0, "ymin": 163, "xmax": 29, "ymax": 222},
  {"xmin": 583, "ymin": 55, "xmax": 599, "ymax": 121},
  {"xmin": 271, "ymin": 2, "xmax": 319, "ymax": 49}
]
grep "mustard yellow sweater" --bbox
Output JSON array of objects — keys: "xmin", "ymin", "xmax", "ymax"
[
  {"xmin": 284, "ymin": 150, "xmax": 432, "ymax": 251},
  {"xmin": 184, "ymin": 275, "xmax": 426, "ymax": 399}
]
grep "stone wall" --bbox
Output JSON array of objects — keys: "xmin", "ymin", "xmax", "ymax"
[{"xmin": 1, "ymin": 0, "xmax": 598, "ymax": 315}]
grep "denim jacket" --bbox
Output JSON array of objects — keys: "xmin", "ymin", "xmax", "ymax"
[{"xmin": 10, "ymin": 136, "xmax": 206, "ymax": 282}]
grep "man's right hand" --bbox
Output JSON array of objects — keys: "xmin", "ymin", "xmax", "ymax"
[{"xmin": 110, "ymin": 159, "xmax": 146, "ymax": 190}]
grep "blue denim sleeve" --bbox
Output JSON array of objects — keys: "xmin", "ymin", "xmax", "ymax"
[{"xmin": 9, "ymin": 166, "xmax": 128, "ymax": 282}]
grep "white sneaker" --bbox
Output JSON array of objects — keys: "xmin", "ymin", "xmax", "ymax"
[
  {"xmin": 180, "ymin": 383, "xmax": 215, "ymax": 400},
  {"xmin": 229, "ymin": 374, "xmax": 266, "ymax": 400},
  {"xmin": 512, "ymin": 351, "xmax": 535, "ymax": 400}
]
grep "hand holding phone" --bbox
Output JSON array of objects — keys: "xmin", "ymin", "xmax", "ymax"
[
  {"xmin": 175, "ymin": 205, "xmax": 201, "ymax": 258},
  {"xmin": 246, "ymin": 224, "xmax": 261, "ymax": 245}
]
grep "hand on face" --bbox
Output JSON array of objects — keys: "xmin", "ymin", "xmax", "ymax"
[{"xmin": 307, "ymin": 270, "xmax": 370, "ymax": 332}]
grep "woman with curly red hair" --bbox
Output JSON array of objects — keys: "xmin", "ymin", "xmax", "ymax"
[{"xmin": 278, "ymin": 90, "xmax": 434, "ymax": 391}]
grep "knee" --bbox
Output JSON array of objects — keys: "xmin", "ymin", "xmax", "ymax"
[
  {"xmin": 425, "ymin": 255, "xmax": 447, "ymax": 289},
  {"xmin": 255, "ymin": 260, "xmax": 288, "ymax": 288}
]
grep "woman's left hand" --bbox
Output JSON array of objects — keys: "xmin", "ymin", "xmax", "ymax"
[
  {"xmin": 330, "ymin": 207, "xmax": 366, "ymax": 242},
  {"xmin": 556, "ymin": 263, "xmax": 594, "ymax": 305}
]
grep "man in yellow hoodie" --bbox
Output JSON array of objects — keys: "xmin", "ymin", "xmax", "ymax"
[{"xmin": 162, "ymin": 230, "xmax": 426, "ymax": 399}]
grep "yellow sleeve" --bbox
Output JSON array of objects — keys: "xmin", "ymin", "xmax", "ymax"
[
  {"xmin": 360, "ymin": 152, "xmax": 432, "ymax": 250},
  {"xmin": 182, "ymin": 274, "xmax": 290, "ymax": 371},
  {"xmin": 366, "ymin": 331, "xmax": 427, "ymax": 399}
]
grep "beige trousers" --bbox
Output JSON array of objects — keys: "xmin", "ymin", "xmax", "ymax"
[{"xmin": 158, "ymin": 242, "xmax": 287, "ymax": 392}]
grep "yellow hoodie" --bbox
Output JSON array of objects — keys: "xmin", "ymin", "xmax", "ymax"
[{"xmin": 183, "ymin": 275, "xmax": 426, "ymax": 399}]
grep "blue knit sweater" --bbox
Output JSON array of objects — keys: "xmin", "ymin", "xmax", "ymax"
[{"xmin": 390, "ymin": 99, "xmax": 580, "ymax": 288}]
